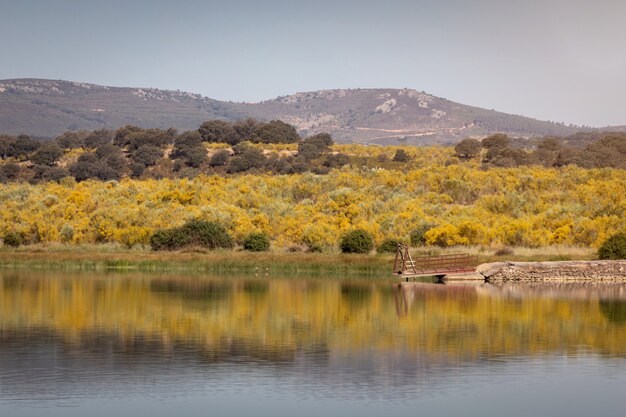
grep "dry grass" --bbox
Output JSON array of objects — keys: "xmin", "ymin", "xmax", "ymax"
[
  {"xmin": 0, "ymin": 244, "xmax": 597, "ymax": 275},
  {"xmin": 409, "ymin": 245, "xmax": 595, "ymax": 263},
  {"xmin": 0, "ymin": 244, "xmax": 390, "ymax": 275}
]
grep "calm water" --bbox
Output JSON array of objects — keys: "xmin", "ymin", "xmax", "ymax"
[{"xmin": 1, "ymin": 271, "xmax": 625, "ymax": 417}]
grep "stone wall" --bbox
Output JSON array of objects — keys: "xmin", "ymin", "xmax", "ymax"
[{"xmin": 476, "ymin": 260, "xmax": 626, "ymax": 282}]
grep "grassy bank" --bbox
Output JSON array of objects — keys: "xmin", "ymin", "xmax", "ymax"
[{"xmin": 0, "ymin": 244, "xmax": 597, "ymax": 275}]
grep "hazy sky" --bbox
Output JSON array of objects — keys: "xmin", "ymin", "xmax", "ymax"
[{"xmin": 1, "ymin": 0, "xmax": 625, "ymax": 127}]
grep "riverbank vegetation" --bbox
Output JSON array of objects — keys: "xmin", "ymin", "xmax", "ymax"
[
  {"xmin": 0, "ymin": 244, "xmax": 597, "ymax": 274},
  {"xmin": 0, "ymin": 121, "xmax": 624, "ymax": 255}
]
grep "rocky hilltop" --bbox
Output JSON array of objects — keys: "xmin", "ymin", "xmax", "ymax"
[{"xmin": 0, "ymin": 78, "xmax": 585, "ymax": 144}]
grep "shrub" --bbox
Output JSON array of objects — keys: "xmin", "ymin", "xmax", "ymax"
[
  {"xmin": 410, "ymin": 223, "xmax": 435, "ymax": 246},
  {"xmin": 377, "ymin": 239, "xmax": 400, "ymax": 253},
  {"xmin": 598, "ymin": 233, "xmax": 626, "ymax": 260},
  {"xmin": 60, "ymin": 224, "xmax": 75, "ymax": 243},
  {"xmin": 392, "ymin": 149, "xmax": 411, "ymax": 163},
  {"xmin": 130, "ymin": 163, "xmax": 145, "ymax": 178},
  {"xmin": 227, "ymin": 146, "xmax": 266, "ymax": 173},
  {"xmin": 243, "ymin": 232, "xmax": 270, "ymax": 252},
  {"xmin": 149, "ymin": 228, "xmax": 191, "ymax": 251},
  {"xmin": 424, "ymin": 224, "xmax": 469, "ymax": 247},
  {"xmin": 340, "ymin": 230, "xmax": 374, "ymax": 254},
  {"xmin": 32, "ymin": 165, "xmax": 70, "ymax": 183},
  {"xmin": 150, "ymin": 220, "xmax": 234, "ymax": 251},
  {"xmin": 0, "ymin": 163, "xmax": 21, "ymax": 182},
  {"xmin": 185, "ymin": 148, "xmax": 208, "ymax": 168},
  {"xmin": 323, "ymin": 153, "xmax": 350, "ymax": 168},
  {"xmin": 209, "ymin": 150, "xmax": 231, "ymax": 167},
  {"xmin": 495, "ymin": 246, "xmax": 514, "ymax": 256},
  {"xmin": 3, "ymin": 232, "xmax": 22, "ymax": 247},
  {"xmin": 306, "ymin": 243, "xmax": 323, "ymax": 253},
  {"xmin": 181, "ymin": 219, "xmax": 234, "ymax": 249}
]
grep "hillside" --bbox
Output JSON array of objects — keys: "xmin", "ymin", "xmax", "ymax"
[{"xmin": 0, "ymin": 78, "xmax": 589, "ymax": 144}]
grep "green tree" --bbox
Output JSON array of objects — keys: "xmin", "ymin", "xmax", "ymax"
[
  {"xmin": 113, "ymin": 125, "xmax": 143, "ymax": 147},
  {"xmin": 233, "ymin": 118, "xmax": 261, "ymax": 142},
  {"xmin": 454, "ymin": 138, "xmax": 482, "ymax": 159},
  {"xmin": 0, "ymin": 134, "xmax": 16, "ymax": 159},
  {"xmin": 84, "ymin": 129, "xmax": 114, "ymax": 148},
  {"xmin": 171, "ymin": 131, "xmax": 207, "ymax": 168},
  {"xmin": 31, "ymin": 142, "xmax": 64, "ymax": 166},
  {"xmin": 55, "ymin": 131, "xmax": 87, "ymax": 149},
  {"xmin": 482, "ymin": 133, "xmax": 510, "ymax": 149},
  {"xmin": 199, "ymin": 120, "xmax": 238, "ymax": 145},
  {"xmin": 126, "ymin": 128, "xmax": 175, "ymax": 151},
  {"xmin": 8, "ymin": 134, "xmax": 40, "ymax": 158},
  {"xmin": 132, "ymin": 145, "xmax": 163, "ymax": 166},
  {"xmin": 252, "ymin": 120, "xmax": 300, "ymax": 144}
]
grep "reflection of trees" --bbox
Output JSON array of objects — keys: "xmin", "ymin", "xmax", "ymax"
[
  {"xmin": 599, "ymin": 300, "xmax": 626, "ymax": 325},
  {"xmin": 150, "ymin": 279, "xmax": 233, "ymax": 301},
  {"xmin": 1, "ymin": 273, "xmax": 625, "ymax": 362},
  {"xmin": 340, "ymin": 282, "xmax": 372, "ymax": 307},
  {"xmin": 243, "ymin": 280, "xmax": 269, "ymax": 296}
]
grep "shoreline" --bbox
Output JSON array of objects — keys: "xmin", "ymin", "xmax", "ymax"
[{"xmin": 1, "ymin": 246, "xmax": 622, "ymax": 280}]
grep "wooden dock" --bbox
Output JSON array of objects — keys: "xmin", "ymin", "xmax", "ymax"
[{"xmin": 393, "ymin": 244, "xmax": 479, "ymax": 279}]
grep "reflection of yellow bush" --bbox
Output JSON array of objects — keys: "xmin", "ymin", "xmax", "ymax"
[
  {"xmin": 0, "ymin": 146, "xmax": 625, "ymax": 248},
  {"xmin": 1, "ymin": 275, "xmax": 624, "ymax": 359}
]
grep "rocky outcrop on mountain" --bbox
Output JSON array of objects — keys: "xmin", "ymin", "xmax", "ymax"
[{"xmin": 0, "ymin": 78, "xmax": 586, "ymax": 144}]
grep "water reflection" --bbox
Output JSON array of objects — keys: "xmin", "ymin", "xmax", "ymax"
[
  {"xmin": 1, "ymin": 272, "xmax": 625, "ymax": 413},
  {"xmin": 2, "ymin": 273, "xmax": 626, "ymax": 360}
]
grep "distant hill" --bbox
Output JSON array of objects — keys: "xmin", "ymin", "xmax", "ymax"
[{"xmin": 0, "ymin": 78, "xmax": 599, "ymax": 144}]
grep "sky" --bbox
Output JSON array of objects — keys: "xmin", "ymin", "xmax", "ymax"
[{"xmin": 1, "ymin": 0, "xmax": 625, "ymax": 127}]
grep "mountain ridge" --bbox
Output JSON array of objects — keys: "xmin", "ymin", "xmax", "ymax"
[{"xmin": 0, "ymin": 78, "xmax": 606, "ymax": 144}]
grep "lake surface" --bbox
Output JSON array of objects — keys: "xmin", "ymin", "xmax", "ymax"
[{"xmin": 1, "ymin": 271, "xmax": 625, "ymax": 417}]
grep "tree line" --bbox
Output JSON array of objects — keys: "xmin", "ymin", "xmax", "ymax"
[
  {"xmin": 0, "ymin": 121, "xmax": 624, "ymax": 184},
  {"xmin": 0, "ymin": 119, "xmax": 353, "ymax": 183},
  {"xmin": 454, "ymin": 132, "xmax": 626, "ymax": 169}
]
